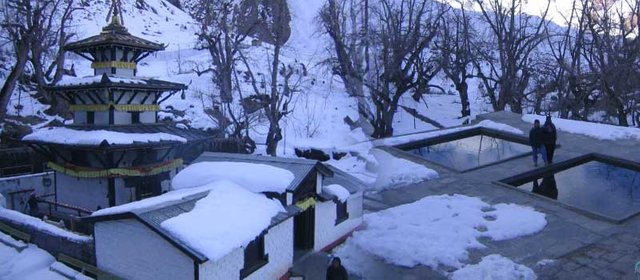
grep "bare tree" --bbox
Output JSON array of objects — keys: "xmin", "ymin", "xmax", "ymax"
[
  {"xmin": 435, "ymin": 2, "xmax": 475, "ymax": 124},
  {"xmin": 0, "ymin": 0, "xmax": 77, "ymax": 120},
  {"xmin": 581, "ymin": 0, "xmax": 640, "ymax": 126},
  {"xmin": 321, "ymin": 0, "xmax": 444, "ymax": 138},
  {"xmin": 186, "ymin": 0, "xmax": 257, "ymax": 139},
  {"xmin": 472, "ymin": 0, "xmax": 551, "ymax": 113}
]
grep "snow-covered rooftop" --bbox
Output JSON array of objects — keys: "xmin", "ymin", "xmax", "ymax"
[
  {"xmin": 161, "ymin": 181, "xmax": 284, "ymax": 261},
  {"xmin": 22, "ymin": 127, "xmax": 187, "ymax": 146},
  {"xmin": 56, "ymin": 75, "xmax": 147, "ymax": 87},
  {"xmin": 171, "ymin": 161, "xmax": 295, "ymax": 194},
  {"xmin": 0, "ymin": 208, "xmax": 91, "ymax": 243}
]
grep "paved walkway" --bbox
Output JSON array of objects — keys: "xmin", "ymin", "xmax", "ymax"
[{"xmin": 294, "ymin": 112, "xmax": 640, "ymax": 279}]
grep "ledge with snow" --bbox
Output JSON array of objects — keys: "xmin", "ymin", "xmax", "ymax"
[{"xmin": 82, "ymin": 152, "xmax": 364, "ymax": 280}]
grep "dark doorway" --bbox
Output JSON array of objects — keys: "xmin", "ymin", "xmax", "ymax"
[{"xmin": 294, "ymin": 206, "xmax": 315, "ymax": 259}]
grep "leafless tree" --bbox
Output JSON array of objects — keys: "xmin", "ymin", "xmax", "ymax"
[
  {"xmin": 0, "ymin": 0, "xmax": 77, "ymax": 120},
  {"xmin": 435, "ymin": 2, "xmax": 475, "ymax": 124},
  {"xmin": 472, "ymin": 0, "xmax": 551, "ymax": 113},
  {"xmin": 580, "ymin": 0, "xmax": 640, "ymax": 126},
  {"xmin": 321, "ymin": 0, "xmax": 444, "ymax": 138}
]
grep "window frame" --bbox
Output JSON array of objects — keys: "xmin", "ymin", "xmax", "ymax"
[
  {"xmin": 335, "ymin": 200, "xmax": 349, "ymax": 225},
  {"xmin": 239, "ymin": 233, "xmax": 269, "ymax": 279}
]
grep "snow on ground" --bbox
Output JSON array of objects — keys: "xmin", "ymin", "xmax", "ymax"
[
  {"xmin": 171, "ymin": 161, "xmax": 294, "ymax": 193},
  {"xmin": 323, "ymin": 184, "xmax": 350, "ymax": 202},
  {"xmin": 326, "ymin": 155, "xmax": 377, "ymax": 185},
  {"xmin": 375, "ymin": 120, "xmax": 524, "ymax": 147},
  {"xmin": 523, "ymin": 114, "xmax": 640, "ymax": 141},
  {"xmin": 449, "ymin": 254, "xmax": 536, "ymax": 280},
  {"xmin": 0, "ymin": 208, "xmax": 90, "ymax": 242},
  {"xmin": 0, "ymin": 232, "xmax": 79, "ymax": 280},
  {"xmin": 334, "ymin": 194, "xmax": 546, "ymax": 276},
  {"xmin": 160, "ymin": 181, "xmax": 284, "ymax": 261},
  {"xmin": 371, "ymin": 149, "xmax": 439, "ymax": 191},
  {"xmin": 22, "ymin": 127, "xmax": 186, "ymax": 145}
]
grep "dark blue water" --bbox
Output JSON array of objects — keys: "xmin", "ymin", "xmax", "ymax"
[
  {"xmin": 409, "ymin": 135, "xmax": 531, "ymax": 171},
  {"xmin": 518, "ymin": 161, "xmax": 640, "ymax": 220}
]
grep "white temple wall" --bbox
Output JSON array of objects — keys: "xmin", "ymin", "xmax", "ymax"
[
  {"xmin": 0, "ymin": 172, "xmax": 54, "ymax": 212},
  {"xmin": 199, "ymin": 218, "xmax": 294, "ymax": 280},
  {"xmin": 140, "ymin": 111, "xmax": 156, "ymax": 123},
  {"xmin": 95, "ymin": 111, "xmax": 109, "ymax": 125},
  {"xmin": 56, "ymin": 174, "xmax": 109, "ymax": 211},
  {"xmin": 314, "ymin": 193, "xmax": 363, "ymax": 251},
  {"xmin": 113, "ymin": 111, "xmax": 130, "ymax": 125},
  {"xmin": 74, "ymin": 112, "xmax": 87, "ymax": 124},
  {"xmin": 95, "ymin": 219, "xmax": 193, "ymax": 280},
  {"xmin": 114, "ymin": 178, "xmax": 133, "ymax": 205}
]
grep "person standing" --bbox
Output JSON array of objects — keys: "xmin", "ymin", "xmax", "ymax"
[
  {"xmin": 543, "ymin": 116, "xmax": 557, "ymax": 163},
  {"xmin": 529, "ymin": 120, "xmax": 548, "ymax": 167},
  {"xmin": 326, "ymin": 257, "xmax": 348, "ymax": 280}
]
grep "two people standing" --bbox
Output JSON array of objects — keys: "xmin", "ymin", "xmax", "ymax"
[{"xmin": 529, "ymin": 116, "xmax": 557, "ymax": 166}]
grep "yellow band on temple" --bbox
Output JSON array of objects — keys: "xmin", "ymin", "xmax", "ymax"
[
  {"xmin": 91, "ymin": 61, "xmax": 137, "ymax": 69},
  {"xmin": 296, "ymin": 197, "xmax": 316, "ymax": 211},
  {"xmin": 70, "ymin": 104, "xmax": 160, "ymax": 112},
  {"xmin": 48, "ymin": 158, "xmax": 183, "ymax": 178}
]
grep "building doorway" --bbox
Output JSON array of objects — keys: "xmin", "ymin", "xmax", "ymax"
[{"xmin": 294, "ymin": 206, "xmax": 315, "ymax": 260}]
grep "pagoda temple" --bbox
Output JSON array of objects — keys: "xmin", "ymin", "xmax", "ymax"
[{"xmin": 21, "ymin": 10, "xmax": 215, "ymax": 213}]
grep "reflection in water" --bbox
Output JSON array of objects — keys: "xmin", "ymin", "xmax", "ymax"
[
  {"xmin": 519, "ymin": 161, "xmax": 640, "ymax": 219},
  {"xmin": 532, "ymin": 175, "xmax": 558, "ymax": 199},
  {"xmin": 409, "ymin": 135, "xmax": 531, "ymax": 170}
]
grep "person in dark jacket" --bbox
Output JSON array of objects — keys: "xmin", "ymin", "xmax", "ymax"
[
  {"xmin": 542, "ymin": 116, "xmax": 557, "ymax": 163},
  {"xmin": 529, "ymin": 120, "xmax": 548, "ymax": 166},
  {"xmin": 326, "ymin": 257, "xmax": 348, "ymax": 280}
]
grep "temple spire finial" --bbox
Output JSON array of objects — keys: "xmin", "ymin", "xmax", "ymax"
[{"xmin": 107, "ymin": 0, "xmax": 124, "ymax": 26}]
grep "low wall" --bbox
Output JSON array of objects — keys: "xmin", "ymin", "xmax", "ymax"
[
  {"xmin": 0, "ymin": 214, "xmax": 95, "ymax": 265},
  {"xmin": 0, "ymin": 172, "xmax": 54, "ymax": 212}
]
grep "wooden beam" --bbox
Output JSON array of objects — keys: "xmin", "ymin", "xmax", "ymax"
[{"xmin": 126, "ymin": 90, "xmax": 140, "ymax": 105}]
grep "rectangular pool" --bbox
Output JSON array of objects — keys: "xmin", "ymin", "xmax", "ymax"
[
  {"xmin": 502, "ymin": 155, "xmax": 640, "ymax": 222},
  {"xmin": 407, "ymin": 134, "xmax": 531, "ymax": 171}
]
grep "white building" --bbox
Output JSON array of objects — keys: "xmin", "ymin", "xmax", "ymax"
[{"xmin": 84, "ymin": 152, "xmax": 364, "ymax": 280}]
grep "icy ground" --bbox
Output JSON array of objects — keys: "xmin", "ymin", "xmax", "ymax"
[{"xmin": 334, "ymin": 194, "xmax": 547, "ymax": 278}]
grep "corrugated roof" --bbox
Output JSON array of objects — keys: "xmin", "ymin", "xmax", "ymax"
[{"xmin": 194, "ymin": 152, "xmax": 333, "ymax": 191}]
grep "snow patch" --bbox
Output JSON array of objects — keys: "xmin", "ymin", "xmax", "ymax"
[
  {"xmin": 334, "ymin": 194, "xmax": 546, "ymax": 272},
  {"xmin": 450, "ymin": 254, "xmax": 536, "ymax": 280},
  {"xmin": 523, "ymin": 114, "xmax": 640, "ymax": 141},
  {"xmin": 23, "ymin": 127, "xmax": 186, "ymax": 145},
  {"xmin": 372, "ymin": 149, "xmax": 439, "ymax": 191},
  {"xmin": 323, "ymin": 184, "xmax": 350, "ymax": 202},
  {"xmin": 0, "ymin": 208, "xmax": 90, "ymax": 242},
  {"xmin": 0, "ymin": 232, "xmax": 80, "ymax": 280},
  {"xmin": 171, "ymin": 161, "xmax": 295, "ymax": 193},
  {"xmin": 160, "ymin": 181, "xmax": 284, "ymax": 261}
]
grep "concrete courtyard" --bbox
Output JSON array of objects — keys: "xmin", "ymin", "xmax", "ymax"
[{"xmin": 295, "ymin": 111, "xmax": 640, "ymax": 279}]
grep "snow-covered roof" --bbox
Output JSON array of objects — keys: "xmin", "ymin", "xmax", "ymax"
[
  {"xmin": 49, "ymin": 74, "xmax": 186, "ymax": 91},
  {"xmin": 160, "ymin": 181, "xmax": 285, "ymax": 261},
  {"xmin": 322, "ymin": 184, "xmax": 350, "ymax": 202},
  {"xmin": 65, "ymin": 18, "xmax": 165, "ymax": 52},
  {"xmin": 171, "ymin": 161, "xmax": 295, "ymax": 193},
  {"xmin": 193, "ymin": 152, "xmax": 334, "ymax": 192},
  {"xmin": 85, "ymin": 181, "xmax": 296, "ymax": 263},
  {"xmin": 22, "ymin": 126, "xmax": 187, "ymax": 147}
]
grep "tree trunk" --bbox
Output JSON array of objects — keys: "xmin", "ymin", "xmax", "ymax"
[
  {"xmin": 457, "ymin": 81, "xmax": 471, "ymax": 123},
  {"xmin": 266, "ymin": 43, "xmax": 282, "ymax": 156},
  {"xmin": 0, "ymin": 43, "xmax": 30, "ymax": 121}
]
